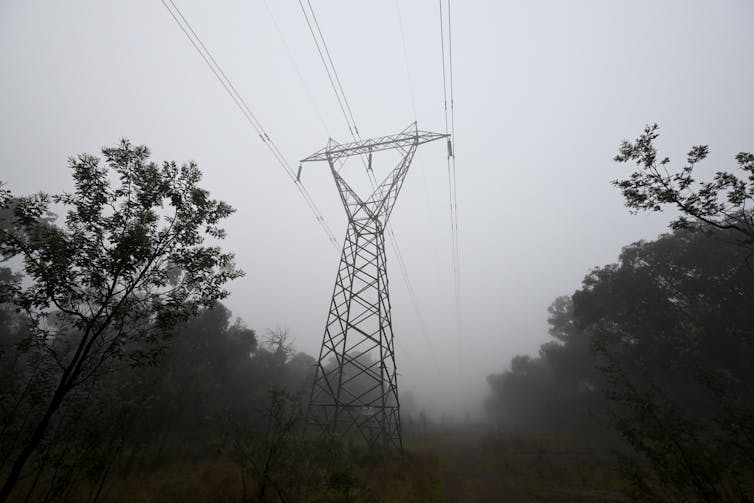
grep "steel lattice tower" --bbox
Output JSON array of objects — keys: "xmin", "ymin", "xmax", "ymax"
[{"xmin": 301, "ymin": 123, "xmax": 448, "ymax": 452}]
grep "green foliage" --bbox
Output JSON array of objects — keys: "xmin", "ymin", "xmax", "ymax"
[
  {"xmin": 488, "ymin": 222, "xmax": 754, "ymax": 500},
  {"xmin": 610, "ymin": 127, "xmax": 754, "ymax": 498},
  {"xmin": 0, "ymin": 139, "xmax": 242, "ymax": 366},
  {"xmin": 613, "ymin": 124, "xmax": 754, "ymax": 245},
  {"xmin": 101, "ymin": 307, "xmax": 320, "ymax": 499},
  {"xmin": 0, "ymin": 139, "xmax": 242, "ymax": 501},
  {"xmin": 128, "ymin": 302, "xmax": 257, "ymax": 445},
  {"xmin": 577, "ymin": 225, "xmax": 754, "ymax": 501}
]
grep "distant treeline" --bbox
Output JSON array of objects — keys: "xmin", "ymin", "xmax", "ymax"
[
  {"xmin": 0, "ymin": 298, "xmax": 317, "ymax": 498},
  {"xmin": 486, "ymin": 222, "xmax": 754, "ymax": 500}
]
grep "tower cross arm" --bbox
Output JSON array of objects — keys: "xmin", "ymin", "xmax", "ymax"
[{"xmin": 301, "ymin": 129, "xmax": 449, "ymax": 163}]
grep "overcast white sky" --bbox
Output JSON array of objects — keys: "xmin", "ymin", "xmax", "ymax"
[{"xmin": 2, "ymin": 0, "xmax": 753, "ymax": 418}]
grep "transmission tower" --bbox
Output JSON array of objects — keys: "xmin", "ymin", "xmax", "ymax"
[{"xmin": 301, "ymin": 123, "xmax": 448, "ymax": 453}]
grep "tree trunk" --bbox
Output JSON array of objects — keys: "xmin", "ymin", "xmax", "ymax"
[{"xmin": 0, "ymin": 385, "xmax": 67, "ymax": 502}]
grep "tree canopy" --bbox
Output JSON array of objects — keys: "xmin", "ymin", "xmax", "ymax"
[
  {"xmin": 0, "ymin": 140, "xmax": 242, "ymax": 501},
  {"xmin": 613, "ymin": 124, "xmax": 754, "ymax": 246},
  {"xmin": 487, "ymin": 222, "xmax": 754, "ymax": 500}
]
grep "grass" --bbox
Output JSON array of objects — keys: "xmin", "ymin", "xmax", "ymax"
[
  {"xmin": 32, "ymin": 426, "xmax": 636, "ymax": 502},
  {"xmin": 356, "ymin": 445, "xmax": 445, "ymax": 502},
  {"xmin": 478, "ymin": 431, "xmax": 632, "ymax": 502},
  {"xmin": 99, "ymin": 459, "xmax": 241, "ymax": 503}
]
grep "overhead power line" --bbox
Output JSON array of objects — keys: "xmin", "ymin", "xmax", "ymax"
[
  {"xmin": 297, "ymin": 0, "xmax": 358, "ymax": 137},
  {"xmin": 298, "ymin": 1, "xmax": 443, "ymax": 372},
  {"xmin": 263, "ymin": 0, "xmax": 331, "ymax": 138},
  {"xmin": 306, "ymin": 0, "xmax": 359, "ymax": 136},
  {"xmin": 447, "ymin": 0, "xmax": 460, "ymax": 324},
  {"xmin": 438, "ymin": 0, "xmax": 462, "ymax": 369},
  {"xmin": 395, "ymin": 0, "xmax": 417, "ymax": 121},
  {"xmin": 160, "ymin": 0, "xmax": 338, "ymax": 248},
  {"xmin": 438, "ymin": 0, "xmax": 450, "ymax": 136}
]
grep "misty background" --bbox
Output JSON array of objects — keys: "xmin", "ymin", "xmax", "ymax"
[{"xmin": 1, "ymin": 0, "xmax": 752, "ymax": 419}]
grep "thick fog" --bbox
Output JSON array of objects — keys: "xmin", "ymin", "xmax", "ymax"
[{"xmin": 1, "ymin": 0, "xmax": 752, "ymax": 420}]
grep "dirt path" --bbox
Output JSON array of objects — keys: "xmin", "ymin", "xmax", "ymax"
[{"xmin": 433, "ymin": 426, "xmax": 528, "ymax": 503}]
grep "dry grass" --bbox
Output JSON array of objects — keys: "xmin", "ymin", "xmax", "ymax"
[
  {"xmin": 478, "ymin": 431, "xmax": 632, "ymax": 502},
  {"xmin": 98, "ymin": 458, "xmax": 241, "ymax": 503},
  {"xmin": 49, "ymin": 427, "xmax": 636, "ymax": 502},
  {"xmin": 356, "ymin": 445, "xmax": 445, "ymax": 502}
]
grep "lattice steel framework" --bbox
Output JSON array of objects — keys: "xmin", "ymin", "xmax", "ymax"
[{"xmin": 301, "ymin": 123, "xmax": 448, "ymax": 452}]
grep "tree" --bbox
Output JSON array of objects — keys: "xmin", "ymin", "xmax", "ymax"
[
  {"xmin": 575, "ymin": 225, "xmax": 754, "ymax": 501},
  {"xmin": 140, "ymin": 302, "xmax": 259, "ymax": 446},
  {"xmin": 245, "ymin": 329, "xmax": 316, "ymax": 406},
  {"xmin": 233, "ymin": 389, "xmax": 306, "ymax": 503},
  {"xmin": 486, "ymin": 223, "xmax": 754, "ymax": 500},
  {"xmin": 0, "ymin": 140, "xmax": 242, "ymax": 501},
  {"xmin": 485, "ymin": 297, "xmax": 607, "ymax": 435},
  {"xmin": 613, "ymin": 124, "xmax": 754, "ymax": 246}
]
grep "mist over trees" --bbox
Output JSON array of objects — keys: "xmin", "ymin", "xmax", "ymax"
[
  {"xmin": 486, "ymin": 129, "xmax": 754, "ymax": 500},
  {"xmin": 0, "ymin": 141, "xmax": 397, "ymax": 502},
  {"xmin": 2, "ymin": 129, "xmax": 753, "ymax": 501}
]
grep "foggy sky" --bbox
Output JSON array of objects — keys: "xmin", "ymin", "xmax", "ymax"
[{"xmin": 1, "ymin": 0, "xmax": 753, "ymax": 418}]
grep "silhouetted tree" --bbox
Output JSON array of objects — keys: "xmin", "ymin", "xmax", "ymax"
[
  {"xmin": 613, "ymin": 124, "xmax": 754, "ymax": 246},
  {"xmin": 487, "ymin": 222, "xmax": 754, "ymax": 500},
  {"xmin": 576, "ymin": 224, "xmax": 754, "ymax": 501},
  {"xmin": 141, "ymin": 302, "xmax": 257, "ymax": 442},
  {"xmin": 231, "ymin": 389, "xmax": 377, "ymax": 503},
  {"xmin": 0, "ymin": 140, "xmax": 242, "ymax": 501},
  {"xmin": 486, "ymin": 297, "xmax": 607, "ymax": 434}
]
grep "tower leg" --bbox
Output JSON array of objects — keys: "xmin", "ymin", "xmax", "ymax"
[{"xmin": 308, "ymin": 220, "xmax": 402, "ymax": 452}]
